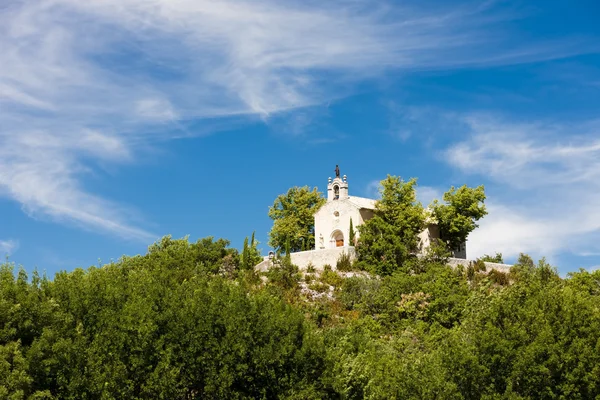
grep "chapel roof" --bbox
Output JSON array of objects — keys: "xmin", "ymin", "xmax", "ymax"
[{"xmin": 346, "ymin": 196, "xmax": 376, "ymax": 210}]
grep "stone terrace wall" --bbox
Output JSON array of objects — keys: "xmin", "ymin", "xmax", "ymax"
[
  {"xmin": 447, "ymin": 257, "xmax": 512, "ymax": 273},
  {"xmin": 292, "ymin": 247, "xmax": 356, "ymax": 271},
  {"xmin": 255, "ymin": 250, "xmax": 512, "ymax": 274},
  {"xmin": 255, "ymin": 247, "xmax": 357, "ymax": 272}
]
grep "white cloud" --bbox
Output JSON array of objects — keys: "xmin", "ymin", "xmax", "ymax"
[
  {"xmin": 0, "ymin": 240, "xmax": 19, "ymax": 256},
  {"xmin": 417, "ymin": 186, "xmax": 442, "ymax": 207},
  {"xmin": 446, "ymin": 116, "xmax": 600, "ymax": 261},
  {"xmin": 364, "ymin": 180, "xmax": 382, "ymax": 199},
  {"xmin": 446, "ymin": 116, "xmax": 600, "ymax": 188},
  {"xmin": 364, "ymin": 181, "xmax": 441, "ymax": 208},
  {"xmin": 1, "ymin": 0, "xmax": 595, "ymax": 239},
  {"xmin": 136, "ymin": 98, "xmax": 178, "ymax": 122}
]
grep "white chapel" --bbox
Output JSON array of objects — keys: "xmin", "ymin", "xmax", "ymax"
[
  {"xmin": 256, "ymin": 166, "xmax": 470, "ymax": 272},
  {"xmin": 314, "ymin": 171, "xmax": 375, "ymax": 250}
]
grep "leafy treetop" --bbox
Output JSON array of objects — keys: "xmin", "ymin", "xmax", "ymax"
[
  {"xmin": 268, "ymin": 186, "xmax": 326, "ymax": 253},
  {"xmin": 356, "ymin": 176, "xmax": 426, "ymax": 276},
  {"xmin": 430, "ymin": 185, "xmax": 487, "ymax": 252}
]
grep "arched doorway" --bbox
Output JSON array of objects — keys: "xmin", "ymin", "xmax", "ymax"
[{"xmin": 331, "ymin": 230, "xmax": 344, "ymax": 247}]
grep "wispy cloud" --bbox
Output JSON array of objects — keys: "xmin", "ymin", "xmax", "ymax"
[
  {"xmin": 1, "ymin": 0, "xmax": 595, "ymax": 239},
  {"xmin": 445, "ymin": 116, "xmax": 600, "ymax": 260},
  {"xmin": 363, "ymin": 180, "xmax": 442, "ymax": 207},
  {"xmin": 364, "ymin": 180, "xmax": 382, "ymax": 199},
  {"xmin": 417, "ymin": 186, "xmax": 443, "ymax": 207},
  {"xmin": 0, "ymin": 240, "xmax": 19, "ymax": 256}
]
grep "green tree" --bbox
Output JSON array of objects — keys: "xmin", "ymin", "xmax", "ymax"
[
  {"xmin": 442, "ymin": 258, "xmax": 600, "ymax": 399},
  {"xmin": 240, "ymin": 232, "xmax": 263, "ymax": 270},
  {"xmin": 349, "ymin": 218, "xmax": 356, "ymax": 246},
  {"xmin": 0, "ymin": 341, "xmax": 32, "ymax": 399},
  {"xmin": 241, "ymin": 236, "xmax": 250, "ymax": 269},
  {"xmin": 430, "ymin": 185, "xmax": 487, "ymax": 254},
  {"xmin": 268, "ymin": 186, "xmax": 326, "ymax": 253},
  {"xmin": 479, "ymin": 252, "xmax": 504, "ymax": 263},
  {"xmin": 356, "ymin": 176, "xmax": 426, "ymax": 275}
]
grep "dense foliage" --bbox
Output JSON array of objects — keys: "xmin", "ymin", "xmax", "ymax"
[
  {"xmin": 355, "ymin": 175, "xmax": 486, "ymax": 276},
  {"xmin": 430, "ymin": 185, "xmax": 488, "ymax": 252},
  {"xmin": 355, "ymin": 176, "xmax": 425, "ymax": 276},
  {"xmin": 2, "ymin": 235, "xmax": 600, "ymax": 399},
  {"xmin": 268, "ymin": 186, "xmax": 326, "ymax": 253},
  {"xmin": 2, "ymin": 179, "xmax": 598, "ymax": 399}
]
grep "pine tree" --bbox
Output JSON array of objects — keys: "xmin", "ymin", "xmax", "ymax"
[{"xmin": 349, "ymin": 218, "xmax": 355, "ymax": 246}]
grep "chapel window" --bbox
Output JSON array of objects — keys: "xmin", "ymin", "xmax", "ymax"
[{"xmin": 334, "ymin": 185, "xmax": 339, "ymax": 200}]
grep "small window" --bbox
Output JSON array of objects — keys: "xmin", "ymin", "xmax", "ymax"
[
  {"xmin": 334, "ymin": 211, "xmax": 340, "ymax": 217},
  {"xmin": 333, "ymin": 185, "xmax": 339, "ymax": 200}
]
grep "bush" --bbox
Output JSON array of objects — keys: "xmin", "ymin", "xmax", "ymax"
[
  {"xmin": 488, "ymin": 269, "xmax": 510, "ymax": 286},
  {"xmin": 309, "ymin": 282, "xmax": 330, "ymax": 293},
  {"xmin": 320, "ymin": 269, "xmax": 343, "ymax": 288},
  {"xmin": 339, "ymin": 276, "xmax": 380, "ymax": 310},
  {"xmin": 336, "ymin": 252, "xmax": 354, "ymax": 272},
  {"xmin": 266, "ymin": 256, "xmax": 300, "ymax": 290}
]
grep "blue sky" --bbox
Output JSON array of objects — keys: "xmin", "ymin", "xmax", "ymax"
[{"xmin": 1, "ymin": 0, "xmax": 600, "ymax": 276}]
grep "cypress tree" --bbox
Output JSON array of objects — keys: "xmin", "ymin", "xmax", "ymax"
[{"xmin": 242, "ymin": 236, "xmax": 249, "ymax": 269}]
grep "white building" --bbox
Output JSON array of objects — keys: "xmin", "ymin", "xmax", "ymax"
[{"xmin": 314, "ymin": 174, "xmax": 375, "ymax": 250}]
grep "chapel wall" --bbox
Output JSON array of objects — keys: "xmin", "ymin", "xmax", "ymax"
[
  {"xmin": 290, "ymin": 247, "xmax": 357, "ymax": 270},
  {"xmin": 314, "ymin": 200, "xmax": 363, "ymax": 249}
]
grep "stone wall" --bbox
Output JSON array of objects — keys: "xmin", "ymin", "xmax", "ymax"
[
  {"xmin": 292, "ymin": 247, "xmax": 356, "ymax": 270},
  {"xmin": 256, "ymin": 247, "xmax": 357, "ymax": 272},
  {"xmin": 255, "ymin": 251, "xmax": 512, "ymax": 274},
  {"xmin": 447, "ymin": 257, "xmax": 512, "ymax": 273}
]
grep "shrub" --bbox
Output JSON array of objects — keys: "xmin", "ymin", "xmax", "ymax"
[
  {"xmin": 336, "ymin": 252, "xmax": 354, "ymax": 272},
  {"xmin": 309, "ymin": 282, "xmax": 330, "ymax": 293},
  {"xmin": 339, "ymin": 276, "xmax": 380, "ymax": 310},
  {"xmin": 320, "ymin": 269, "xmax": 343, "ymax": 288},
  {"xmin": 266, "ymin": 256, "xmax": 300, "ymax": 290},
  {"xmin": 488, "ymin": 269, "xmax": 509, "ymax": 286},
  {"xmin": 473, "ymin": 259, "xmax": 487, "ymax": 272}
]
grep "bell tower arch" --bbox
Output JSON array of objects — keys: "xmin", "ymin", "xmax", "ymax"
[{"xmin": 327, "ymin": 166, "xmax": 348, "ymax": 201}]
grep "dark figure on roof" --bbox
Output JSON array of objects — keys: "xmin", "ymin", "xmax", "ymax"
[{"xmin": 335, "ymin": 165, "xmax": 340, "ymax": 178}]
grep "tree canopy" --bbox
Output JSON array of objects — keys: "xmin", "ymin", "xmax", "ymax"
[
  {"xmin": 354, "ymin": 176, "xmax": 488, "ymax": 275},
  {"xmin": 355, "ymin": 176, "xmax": 425, "ymax": 275},
  {"xmin": 268, "ymin": 186, "xmax": 326, "ymax": 253},
  {"xmin": 3, "ymin": 175, "xmax": 600, "ymax": 399},
  {"xmin": 430, "ymin": 185, "xmax": 487, "ymax": 253},
  {"xmin": 1, "ymin": 234, "xmax": 600, "ymax": 399}
]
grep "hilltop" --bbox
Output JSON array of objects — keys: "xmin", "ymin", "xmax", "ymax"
[{"xmin": 1, "ymin": 174, "xmax": 600, "ymax": 398}]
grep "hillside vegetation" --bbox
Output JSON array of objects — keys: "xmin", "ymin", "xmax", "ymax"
[{"xmin": 2, "ymin": 176, "xmax": 600, "ymax": 399}]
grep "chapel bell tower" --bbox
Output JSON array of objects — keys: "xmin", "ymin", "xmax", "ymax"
[{"xmin": 327, "ymin": 165, "xmax": 349, "ymax": 201}]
